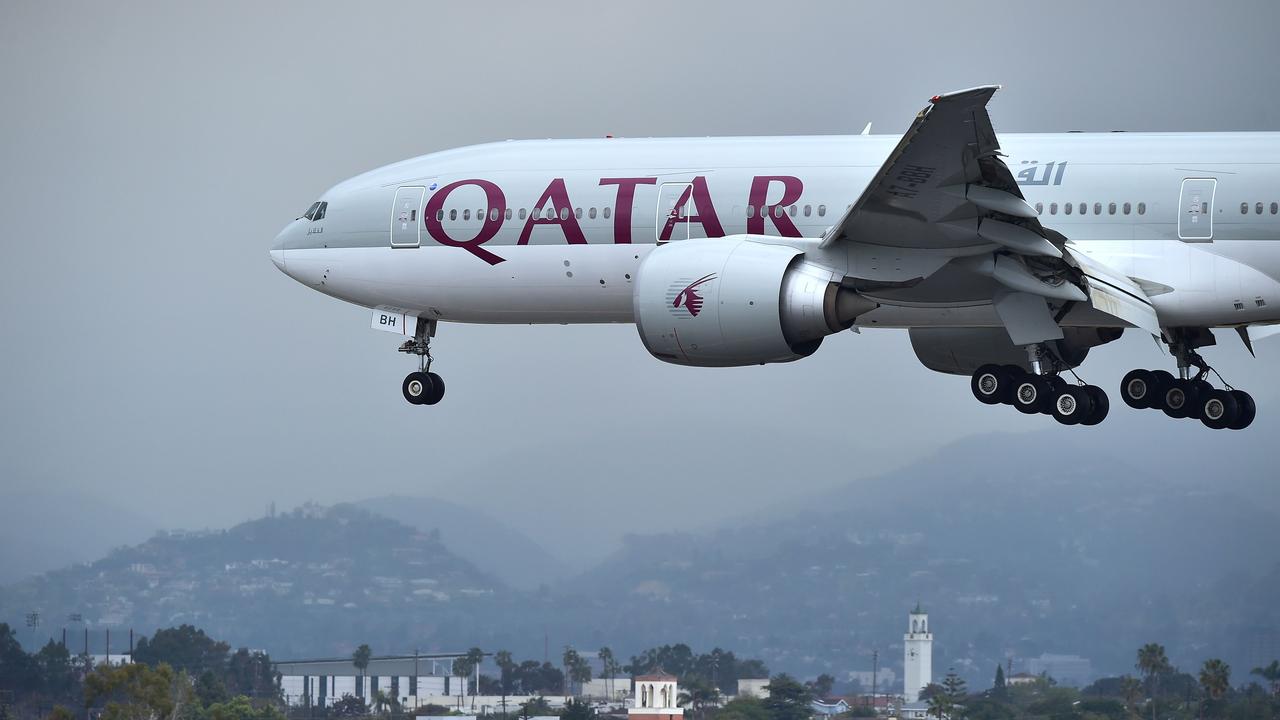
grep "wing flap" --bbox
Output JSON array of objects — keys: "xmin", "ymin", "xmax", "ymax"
[{"xmin": 1065, "ymin": 248, "xmax": 1160, "ymax": 336}]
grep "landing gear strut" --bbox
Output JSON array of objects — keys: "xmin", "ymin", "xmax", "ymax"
[
  {"xmin": 971, "ymin": 344, "xmax": 1110, "ymax": 426},
  {"xmin": 1118, "ymin": 329, "xmax": 1254, "ymax": 429},
  {"xmin": 399, "ymin": 319, "xmax": 445, "ymax": 406}
]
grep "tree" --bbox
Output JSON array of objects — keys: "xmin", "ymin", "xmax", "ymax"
[
  {"xmin": 1251, "ymin": 660, "xmax": 1280, "ymax": 696},
  {"xmin": 806, "ymin": 674, "xmax": 834, "ymax": 698},
  {"xmin": 1135, "ymin": 643, "xmax": 1170, "ymax": 720},
  {"xmin": 1199, "ymin": 658, "xmax": 1231, "ymax": 716},
  {"xmin": 204, "ymin": 696, "xmax": 286, "ymax": 720},
  {"xmin": 1120, "ymin": 675, "xmax": 1142, "ymax": 714},
  {"xmin": 496, "ymin": 650, "xmax": 516, "ymax": 710},
  {"xmin": 762, "ymin": 674, "xmax": 811, "ymax": 720},
  {"xmin": 519, "ymin": 696, "xmax": 552, "ymax": 719},
  {"xmin": 598, "ymin": 647, "xmax": 618, "ymax": 700},
  {"xmin": 926, "ymin": 692, "xmax": 954, "ymax": 720},
  {"xmin": 453, "ymin": 647, "xmax": 484, "ymax": 698},
  {"xmin": 942, "ymin": 670, "xmax": 967, "ymax": 702},
  {"xmin": 330, "ymin": 694, "xmax": 367, "ymax": 717},
  {"xmin": 991, "ymin": 666, "xmax": 1006, "ymax": 700},
  {"xmin": 226, "ymin": 649, "xmax": 277, "ymax": 699},
  {"xmin": 352, "ymin": 645, "xmax": 372, "ymax": 699},
  {"xmin": 714, "ymin": 697, "xmax": 770, "ymax": 720},
  {"xmin": 678, "ymin": 677, "xmax": 720, "ymax": 720},
  {"xmin": 133, "ymin": 626, "xmax": 230, "ymax": 676},
  {"xmin": 83, "ymin": 661, "xmax": 194, "ymax": 720},
  {"xmin": 560, "ymin": 697, "xmax": 595, "ymax": 720}
]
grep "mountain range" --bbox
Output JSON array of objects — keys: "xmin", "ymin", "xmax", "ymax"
[{"xmin": 2, "ymin": 431, "xmax": 1277, "ymax": 688}]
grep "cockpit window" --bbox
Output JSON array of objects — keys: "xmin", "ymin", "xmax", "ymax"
[{"xmin": 300, "ymin": 201, "xmax": 328, "ymax": 221}]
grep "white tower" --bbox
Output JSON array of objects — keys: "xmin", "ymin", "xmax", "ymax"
[
  {"xmin": 629, "ymin": 671, "xmax": 683, "ymax": 720},
  {"xmin": 903, "ymin": 603, "xmax": 933, "ymax": 702}
]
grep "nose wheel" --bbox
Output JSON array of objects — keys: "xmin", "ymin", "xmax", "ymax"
[{"xmin": 399, "ymin": 319, "xmax": 446, "ymax": 406}]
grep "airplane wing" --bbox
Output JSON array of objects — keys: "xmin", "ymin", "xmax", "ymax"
[{"xmin": 821, "ymin": 85, "xmax": 1159, "ymax": 339}]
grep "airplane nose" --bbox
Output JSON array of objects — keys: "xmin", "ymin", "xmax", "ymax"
[{"xmin": 270, "ymin": 226, "xmax": 289, "ymax": 272}]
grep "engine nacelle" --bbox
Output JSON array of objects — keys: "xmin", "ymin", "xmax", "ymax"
[
  {"xmin": 909, "ymin": 326, "xmax": 1123, "ymax": 375},
  {"xmin": 634, "ymin": 237, "xmax": 875, "ymax": 367}
]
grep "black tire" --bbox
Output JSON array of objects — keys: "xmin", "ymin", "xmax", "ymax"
[
  {"xmin": 1186, "ymin": 379, "xmax": 1212, "ymax": 420},
  {"xmin": 424, "ymin": 372, "xmax": 446, "ymax": 405},
  {"xmin": 1199, "ymin": 388, "xmax": 1239, "ymax": 430},
  {"xmin": 1051, "ymin": 385, "xmax": 1093, "ymax": 425},
  {"xmin": 1228, "ymin": 390, "xmax": 1256, "ymax": 430},
  {"xmin": 1081, "ymin": 385, "xmax": 1110, "ymax": 426},
  {"xmin": 1013, "ymin": 375, "xmax": 1052, "ymax": 415},
  {"xmin": 1120, "ymin": 369, "xmax": 1156, "ymax": 409},
  {"xmin": 1161, "ymin": 378, "xmax": 1194, "ymax": 418},
  {"xmin": 971, "ymin": 364, "xmax": 1012, "ymax": 405},
  {"xmin": 402, "ymin": 371, "xmax": 433, "ymax": 405}
]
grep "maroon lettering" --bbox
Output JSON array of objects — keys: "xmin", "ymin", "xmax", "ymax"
[
  {"xmin": 424, "ymin": 179, "xmax": 507, "ymax": 265},
  {"xmin": 746, "ymin": 175, "xmax": 804, "ymax": 237},
  {"xmin": 599, "ymin": 177, "xmax": 657, "ymax": 244},
  {"xmin": 658, "ymin": 176, "xmax": 724, "ymax": 241},
  {"xmin": 518, "ymin": 178, "xmax": 587, "ymax": 246}
]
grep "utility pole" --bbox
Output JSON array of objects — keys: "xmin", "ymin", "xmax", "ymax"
[{"xmin": 871, "ymin": 650, "xmax": 878, "ymax": 709}]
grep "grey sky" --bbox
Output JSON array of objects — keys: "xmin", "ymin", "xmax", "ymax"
[{"xmin": 2, "ymin": 0, "xmax": 1279, "ymax": 572}]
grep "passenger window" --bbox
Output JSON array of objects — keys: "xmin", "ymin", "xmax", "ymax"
[
  {"xmin": 789, "ymin": 205, "xmax": 798, "ymax": 217},
  {"xmin": 1241, "ymin": 202, "xmax": 1249, "ymax": 214},
  {"xmin": 603, "ymin": 207, "xmax": 611, "ymax": 219},
  {"xmin": 1108, "ymin": 202, "xmax": 1116, "ymax": 215},
  {"xmin": 804, "ymin": 205, "xmax": 812, "ymax": 217},
  {"xmin": 1065, "ymin": 203, "xmax": 1073, "ymax": 215},
  {"xmin": 1092, "ymin": 202, "xmax": 1100, "ymax": 215},
  {"xmin": 1257, "ymin": 202, "xmax": 1264, "ymax": 215},
  {"xmin": 490, "ymin": 208, "xmax": 499, "ymax": 222},
  {"xmin": 449, "ymin": 209, "xmax": 457, "ymax": 221},
  {"xmin": 817, "ymin": 204, "xmax": 826, "ymax": 217},
  {"xmin": 505, "ymin": 208, "xmax": 512, "ymax": 221},
  {"xmin": 1035, "ymin": 202, "xmax": 1043, "ymax": 214},
  {"xmin": 1272, "ymin": 202, "xmax": 1278, "ymax": 215},
  {"xmin": 1123, "ymin": 202, "xmax": 1131, "ymax": 215},
  {"xmin": 1078, "ymin": 203, "xmax": 1086, "ymax": 215},
  {"xmin": 746, "ymin": 205, "xmax": 756, "ymax": 218},
  {"xmin": 1137, "ymin": 202, "xmax": 1146, "ymax": 215},
  {"xmin": 1049, "ymin": 202, "xmax": 1058, "ymax": 215},
  {"xmin": 463, "ymin": 209, "xmax": 471, "ymax": 221},
  {"xmin": 575, "ymin": 207, "xmax": 583, "ymax": 219},
  {"xmin": 436, "ymin": 210, "xmax": 444, "ymax": 221},
  {"xmin": 518, "ymin": 208, "xmax": 526, "ymax": 220},
  {"xmin": 588, "ymin": 207, "xmax": 597, "ymax": 219}
]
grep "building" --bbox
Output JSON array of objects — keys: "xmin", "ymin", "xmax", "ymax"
[
  {"xmin": 735, "ymin": 678, "xmax": 770, "ymax": 699},
  {"xmin": 903, "ymin": 603, "xmax": 933, "ymax": 702},
  {"xmin": 276, "ymin": 652, "xmax": 473, "ymax": 708},
  {"xmin": 810, "ymin": 698, "xmax": 850, "ymax": 716},
  {"xmin": 579, "ymin": 677, "xmax": 633, "ymax": 701},
  {"xmin": 845, "ymin": 669, "xmax": 896, "ymax": 694},
  {"xmin": 1024, "ymin": 654, "xmax": 1093, "ymax": 686},
  {"xmin": 1006, "ymin": 672, "xmax": 1039, "ymax": 687},
  {"xmin": 629, "ymin": 672, "xmax": 683, "ymax": 720}
]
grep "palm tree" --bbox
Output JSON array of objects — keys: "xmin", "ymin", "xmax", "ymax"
[
  {"xmin": 1199, "ymin": 658, "xmax": 1231, "ymax": 716},
  {"xmin": 599, "ymin": 647, "xmax": 617, "ymax": 700},
  {"xmin": 926, "ymin": 692, "xmax": 954, "ymax": 720},
  {"xmin": 496, "ymin": 650, "xmax": 515, "ymax": 715},
  {"xmin": 1136, "ymin": 643, "xmax": 1170, "ymax": 720},
  {"xmin": 353, "ymin": 644, "xmax": 372, "ymax": 700},
  {"xmin": 1120, "ymin": 675, "xmax": 1142, "ymax": 715},
  {"xmin": 373, "ymin": 689, "xmax": 392, "ymax": 715},
  {"xmin": 562, "ymin": 647, "xmax": 579, "ymax": 697},
  {"xmin": 1251, "ymin": 660, "xmax": 1280, "ymax": 697}
]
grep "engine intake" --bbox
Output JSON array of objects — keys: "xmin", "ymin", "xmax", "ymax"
[{"xmin": 634, "ymin": 237, "xmax": 874, "ymax": 367}]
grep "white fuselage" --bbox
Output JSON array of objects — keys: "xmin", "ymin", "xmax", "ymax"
[{"xmin": 271, "ymin": 132, "xmax": 1280, "ymax": 330}]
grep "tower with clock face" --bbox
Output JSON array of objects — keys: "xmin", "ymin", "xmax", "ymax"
[{"xmin": 903, "ymin": 603, "xmax": 933, "ymax": 702}]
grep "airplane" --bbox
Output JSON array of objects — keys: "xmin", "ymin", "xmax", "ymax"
[{"xmin": 271, "ymin": 86, "xmax": 1280, "ymax": 429}]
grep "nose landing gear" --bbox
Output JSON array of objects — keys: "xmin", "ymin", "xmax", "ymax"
[{"xmin": 399, "ymin": 319, "xmax": 445, "ymax": 406}]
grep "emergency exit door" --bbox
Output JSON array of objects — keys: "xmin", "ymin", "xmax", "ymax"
[
  {"xmin": 391, "ymin": 186, "xmax": 426, "ymax": 247},
  {"xmin": 655, "ymin": 182, "xmax": 693, "ymax": 244},
  {"xmin": 1178, "ymin": 178, "xmax": 1216, "ymax": 242}
]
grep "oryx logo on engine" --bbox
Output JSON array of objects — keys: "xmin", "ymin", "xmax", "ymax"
[{"xmin": 669, "ymin": 274, "xmax": 716, "ymax": 318}]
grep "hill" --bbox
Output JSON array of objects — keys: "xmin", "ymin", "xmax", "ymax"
[
  {"xmin": 0, "ymin": 504, "xmax": 513, "ymax": 657},
  {"xmin": 356, "ymin": 495, "xmax": 570, "ymax": 590}
]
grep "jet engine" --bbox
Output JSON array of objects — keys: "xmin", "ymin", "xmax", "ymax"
[
  {"xmin": 908, "ymin": 326, "xmax": 1123, "ymax": 375},
  {"xmin": 633, "ymin": 237, "xmax": 875, "ymax": 367}
]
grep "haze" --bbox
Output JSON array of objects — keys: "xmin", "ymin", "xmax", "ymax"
[{"xmin": 2, "ymin": 0, "xmax": 1279, "ymax": 574}]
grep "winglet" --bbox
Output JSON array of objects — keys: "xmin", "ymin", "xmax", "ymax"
[{"xmin": 860, "ymin": 122, "xmax": 872, "ymax": 136}]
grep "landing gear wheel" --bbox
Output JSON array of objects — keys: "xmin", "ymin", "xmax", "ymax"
[
  {"xmin": 1187, "ymin": 379, "xmax": 1212, "ymax": 420},
  {"xmin": 1161, "ymin": 378, "xmax": 1195, "ymax": 419},
  {"xmin": 1228, "ymin": 390, "xmax": 1256, "ymax": 430},
  {"xmin": 1051, "ymin": 385, "xmax": 1093, "ymax": 425},
  {"xmin": 1081, "ymin": 385, "xmax": 1109, "ymax": 426},
  {"xmin": 1013, "ymin": 374, "xmax": 1052, "ymax": 415},
  {"xmin": 402, "ymin": 371, "xmax": 433, "ymax": 405},
  {"xmin": 423, "ymin": 372, "xmax": 446, "ymax": 405},
  {"xmin": 1120, "ymin": 369, "xmax": 1157, "ymax": 409},
  {"xmin": 971, "ymin": 364, "xmax": 1014, "ymax": 405},
  {"xmin": 1199, "ymin": 389, "xmax": 1240, "ymax": 430}
]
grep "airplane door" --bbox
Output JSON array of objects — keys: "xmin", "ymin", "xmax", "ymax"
[
  {"xmin": 1178, "ymin": 178, "xmax": 1216, "ymax": 242},
  {"xmin": 391, "ymin": 186, "xmax": 426, "ymax": 247},
  {"xmin": 655, "ymin": 182, "xmax": 693, "ymax": 244}
]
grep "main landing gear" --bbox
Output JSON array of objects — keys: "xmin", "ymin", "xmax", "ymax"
[
  {"xmin": 399, "ymin": 319, "xmax": 445, "ymax": 406},
  {"xmin": 1118, "ymin": 332, "xmax": 1254, "ymax": 429},
  {"xmin": 971, "ymin": 346, "xmax": 1109, "ymax": 426}
]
